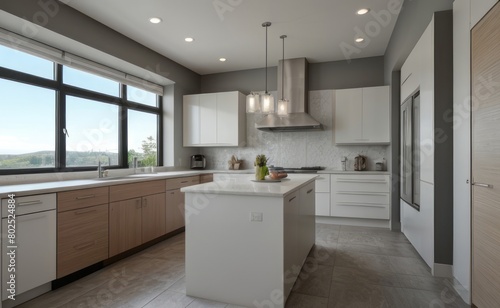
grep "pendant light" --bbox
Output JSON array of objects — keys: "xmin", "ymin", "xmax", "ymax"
[
  {"xmin": 277, "ymin": 35, "xmax": 289, "ymax": 116},
  {"xmin": 246, "ymin": 92, "xmax": 261, "ymax": 113},
  {"xmin": 261, "ymin": 22, "xmax": 275, "ymax": 114}
]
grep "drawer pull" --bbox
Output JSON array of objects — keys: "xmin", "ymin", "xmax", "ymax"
[
  {"xmin": 336, "ymin": 179, "xmax": 387, "ymax": 184},
  {"xmin": 337, "ymin": 202, "xmax": 386, "ymax": 208},
  {"xmin": 181, "ymin": 180, "xmax": 189, "ymax": 184},
  {"xmin": 336, "ymin": 192, "xmax": 387, "ymax": 196},
  {"xmin": 73, "ymin": 241, "xmax": 95, "ymax": 250},
  {"xmin": 289, "ymin": 196, "xmax": 296, "ymax": 202},
  {"xmin": 307, "ymin": 189, "xmax": 314, "ymax": 194},
  {"xmin": 18, "ymin": 200, "xmax": 43, "ymax": 206},
  {"xmin": 74, "ymin": 209, "xmax": 97, "ymax": 215},
  {"xmin": 76, "ymin": 194, "xmax": 96, "ymax": 200},
  {"xmin": 472, "ymin": 182, "xmax": 493, "ymax": 188}
]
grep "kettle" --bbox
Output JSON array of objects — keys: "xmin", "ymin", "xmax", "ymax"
[
  {"xmin": 354, "ymin": 155, "xmax": 366, "ymax": 171},
  {"xmin": 190, "ymin": 155, "xmax": 206, "ymax": 169}
]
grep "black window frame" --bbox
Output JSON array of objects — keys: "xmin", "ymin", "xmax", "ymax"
[{"xmin": 0, "ymin": 59, "xmax": 163, "ymax": 175}]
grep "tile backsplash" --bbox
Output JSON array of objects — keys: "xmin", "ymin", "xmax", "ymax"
[{"xmin": 200, "ymin": 90, "xmax": 390, "ymax": 171}]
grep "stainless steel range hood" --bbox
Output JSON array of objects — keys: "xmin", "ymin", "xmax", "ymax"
[{"xmin": 255, "ymin": 58, "xmax": 322, "ymax": 132}]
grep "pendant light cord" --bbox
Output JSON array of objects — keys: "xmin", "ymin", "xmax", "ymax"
[
  {"xmin": 265, "ymin": 24, "xmax": 268, "ymax": 94},
  {"xmin": 281, "ymin": 35, "xmax": 285, "ymax": 100}
]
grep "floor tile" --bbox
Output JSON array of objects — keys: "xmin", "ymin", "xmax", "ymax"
[
  {"xmin": 286, "ymin": 292, "xmax": 328, "ymax": 308},
  {"xmin": 168, "ymin": 276, "xmax": 187, "ymax": 294},
  {"xmin": 336, "ymin": 243, "xmax": 382, "ymax": 255},
  {"xmin": 331, "ymin": 266, "xmax": 400, "ymax": 288},
  {"xmin": 335, "ymin": 250, "xmax": 392, "ymax": 273},
  {"xmin": 388, "ymin": 255, "xmax": 431, "ymax": 277},
  {"xmin": 292, "ymin": 264, "xmax": 333, "ymax": 297},
  {"xmin": 308, "ymin": 243, "xmax": 336, "ymax": 266},
  {"xmin": 186, "ymin": 298, "xmax": 228, "ymax": 307},
  {"xmin": 143, "ymin": 290, "xmax": 195, "ymax": 308},
  {"xmin": 328, "ymin": 282, "xmax": 387, "ymax": 308}
]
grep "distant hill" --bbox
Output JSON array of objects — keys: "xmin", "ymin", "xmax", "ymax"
[{"xmin": 0, "ymin": 151, "xmax": 119, "ymax": 169}]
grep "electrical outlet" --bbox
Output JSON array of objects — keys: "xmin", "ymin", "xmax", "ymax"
[{"xmin": 250, "ymin": 212, "xmax": 263, "ymax": 222}]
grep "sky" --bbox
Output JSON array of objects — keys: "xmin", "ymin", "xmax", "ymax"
[{"xmin": 0, "ymin": 45, "xmax": 158, "ymax": 156}]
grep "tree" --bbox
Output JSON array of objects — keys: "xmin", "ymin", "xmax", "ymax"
[{"xmin": 141, "ymin": 136, "xmax": 157, "ymax": 167}]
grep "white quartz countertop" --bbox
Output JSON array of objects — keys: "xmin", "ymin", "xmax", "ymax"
[{"xmin": 181, "ymin": 174, "xmax": 318, "ymax": 197}]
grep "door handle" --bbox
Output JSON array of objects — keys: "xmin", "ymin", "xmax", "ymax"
[{"xmin": 472, "ymin": 182, "xmax": 494, "ymax": 188}]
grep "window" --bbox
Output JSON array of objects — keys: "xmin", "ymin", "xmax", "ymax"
[
  {"xmin": 127, "ymin": 85, "xmax": 157, "ymax": 107},
  {"xmin": 65, "ymin": 96, "xmax": 119, "ymax": 167},
  {"xmin": 0, "ymin": 79, "xmax": 56, "ymax": 169},
  {"xmin": 0, "ymin": 39, "xmax": 163, "ymax": 174},
  {"xmin": 63, "ymin": 66, "xmax": 120, "ymax": 97},
  {"xmin": 0, "ymin": 44, "xmax": 54, "ymax": 79},
  {"xmin": 128, "ymin": 110, "xmax": 158, "ymax": 167}
]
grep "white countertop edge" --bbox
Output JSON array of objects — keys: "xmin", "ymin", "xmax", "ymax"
[{"xmin": 181, "ymin": 174, "xmax": 318, "ymax": 198}]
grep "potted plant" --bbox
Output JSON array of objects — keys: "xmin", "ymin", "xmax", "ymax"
[{"xmin": 254, "ymin": 154, "xmax": 269, "ymax": 181}]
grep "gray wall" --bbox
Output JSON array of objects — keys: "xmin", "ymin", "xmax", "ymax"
[{"xmin": 201, "ymin": 56, "xmax": 385, "ymax": 94}]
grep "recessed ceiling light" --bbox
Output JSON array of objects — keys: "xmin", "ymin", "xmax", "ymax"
[
  {"xmin": 355, "ymin": 37, "xmax": 365, "ymax": 43},
  {"xmin": 185, "ymin": 37, "xmax": 194, "ymax": 42},
  {"xmin": 149, "ymin": 17, "xmax": 162, "ymax": 24},
  {"xmin": 357, "ymin": 8, "xmax": 370, "ymax": 15},
  {"xmin": 219, "ymin": 58, "xmax": 227, "ymax": 62}
]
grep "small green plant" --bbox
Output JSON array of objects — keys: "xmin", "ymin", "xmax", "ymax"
[{"xmin": 254, "ymin": 154, "xmax": 269, "ymax": 167}]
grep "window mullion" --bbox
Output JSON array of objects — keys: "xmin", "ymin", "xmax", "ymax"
[
  {"xmin": 120, "ymin": 84, "xmax": 128, "ymax": 168},
  {"xmin": 55, "ymin": 64, "xmax": 66, "ymax": 171}
]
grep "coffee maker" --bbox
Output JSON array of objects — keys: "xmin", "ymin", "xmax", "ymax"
[{"xmin": 190, "ymin": 155, "xmax": 206, "ymax": 169}]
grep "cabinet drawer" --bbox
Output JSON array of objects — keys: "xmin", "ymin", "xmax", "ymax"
[
  {"xmin": 315, "ymin": 175, "xmax": 330, "ymax": 193},
  {"xmin": 333, "ymin": 192, "xmax": 389, "ymax": 206},
  {"xmin": 200, "ymin": 173, "xmax": 214, "ymax": 183},
  {"xmin": 166, "ymin": 176, "xmax": 200, "ymax": 190},
  {"xmin": 110, "ymin": 180, "xmax": 165, "ymax": 202},
  {"xmin": 57, "ymin": 204, "xmax": 108, "ymax": 278},
  {"xmin": 331, "ymin": 201, "xmax": 389, "ymax": 220},
  {"xmin": 58, "ymin": 187, "xmax": 108, "ymax": 212},
  {"xmin": 2, "ymin": 193, "xmax": 56, "ymax": 217},
  {"xmin": 331, "ymin": 175, "xmax": 390, "ymax": 193}
]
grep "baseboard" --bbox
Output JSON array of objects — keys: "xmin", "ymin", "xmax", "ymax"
[
  {"xmin": 448, "ymin": 277, "xmax": 471, "ymax": 304},
  {"xmin": 315, "ymin": 216, "xmax": 390, "ymax": 229},
  {"xmin": 1, "ymin": 282, "xmax": 51, "ymax": 308},
  {"xmin": 433, "ymin": 263, "xmax": 453, "ymax": 277}
]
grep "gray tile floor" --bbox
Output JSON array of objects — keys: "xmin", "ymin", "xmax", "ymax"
[{"xmin": 18, "ymin": 224, "xmax": 470, "ymax": 308}]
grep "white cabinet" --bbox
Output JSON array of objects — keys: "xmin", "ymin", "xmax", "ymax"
[
  {"xmin": 183, "ymin": 91, "xmax": 246, "ymax": 147},
  {"xmin": 330, "ymin": 174, "xmax": 390, "ymax": 220},
  {"xmin": 315, "ymin": 175, "xmax": 330, "ymax": 216},
  {"xmin": 334, "ymin": 86, "xmax": 390, "ymax": 144},
  {"xmin": 1, "ymin": 194, "xmax": 56, "ymax": 301}
]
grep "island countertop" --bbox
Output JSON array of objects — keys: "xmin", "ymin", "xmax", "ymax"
[{"xmin": 180, "ymin": 174, "xmax": 317, "ymax": 197}]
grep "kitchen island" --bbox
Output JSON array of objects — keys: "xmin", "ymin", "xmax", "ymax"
[{"xmin": 181, "ymin": 174, "xmax": 317, "ymax": 308}]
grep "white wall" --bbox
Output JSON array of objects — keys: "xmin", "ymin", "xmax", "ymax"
[
  {"xmin": 453, "ymin": 0, "xmax": 472, "ymax": 303},
  {"xmin": 471, "ymin": 0, "xmax": 499, "ymax": 28}
]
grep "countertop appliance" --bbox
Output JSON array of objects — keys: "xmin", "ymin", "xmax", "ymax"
[
  {"xmin": 269, "ymin": 166, "xmax": 325, "ymax": 174},
  {"xmin": 190, "ymin": 155, "xmax": 206, "ymax": 169},
  {"xmin": 354, "ymin": 155, "xmax": 367, "ymax": 171}
]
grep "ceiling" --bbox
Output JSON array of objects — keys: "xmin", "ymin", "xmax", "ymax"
[{"xmin": 66, "ymin": 0, "xmax": 402, "ymax": 75}]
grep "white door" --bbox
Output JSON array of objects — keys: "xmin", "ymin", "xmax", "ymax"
[
  {"xmin": 199, "ymin": 94, "xmax": 217, "ymax": 144},
  {"xmin": 183, "ymin": 95, "xmax": 200, "ymax": 146},
  {"xmin": 216, "ymin": 92, "xmax": 238, "ymax": 145},
  {"xmin": 471, "ymin": 3, "xmax": 500, "ymax": 306},
  {"xmin": 334, "ymin": 88, "xmax": 362, "ymax": 143},
  {"xmin": 362, "ymin": 86, "xmax": 390, "ymax": 143}
]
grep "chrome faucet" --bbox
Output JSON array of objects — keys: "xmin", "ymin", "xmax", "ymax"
[
  {"xmin": 133, "ymin": 157, "xmax": 138, "ymax": 174},
  {"xmin": 97, "ymin": 161, "xmax": 107, "ymax": 178}
]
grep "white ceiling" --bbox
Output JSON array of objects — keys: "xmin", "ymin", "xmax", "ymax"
[{"xmin": 66, "ymin": 0, "xmax": 402, "ymax": 75}]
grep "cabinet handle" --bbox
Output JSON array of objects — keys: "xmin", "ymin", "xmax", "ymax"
[
  {"xmin": 181, "ymin": 180, "xmax": 189, "ymax": 183},
  {"xmin": 74, "ymin": 208, "xmax": 97, "ymax": 215},
  {"xmin": 472, "ymin": 182, "xmax": 493, "ymax": 188},
  {"xmin": 307, "ymin": 189, "xmax": 313, "ymax": 194},
  {"xmin": 73, "ymin": 241, "xmax": 95, "ymax": 250},
  {"xmin": 289, "ymin": 196, "xmax": 296, "ymax": 202},
  {"xmin": 354, "ymin": 139, "xmax": 370, "ymax": 141},
  {"xmin": 336, "ymin": 191, "xmax": 387, "ymax": 196},
  {"xmin": 18, "ymin": 200, "xmax": 43, "ymax": 206},
  {"xmin": 76, "ymin": 194, "xmax": 96, "ymax": 200},
  {"xmin": 337, "ymin": 179, "xmax": 387, "ymax": 184},
  {"xmin": 336, "ymin": 202, "xmax": 386, "ymax": 208},
  {"xmin": 170, "ymin": 192, "xmax": 175, "ymax": 195}
]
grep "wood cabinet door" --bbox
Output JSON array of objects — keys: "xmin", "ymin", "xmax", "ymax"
[
  {"xmin": 362, "ymin": 86, "xmax": 390, "ymax": 143},
  {"xmin": 199, "ymin": 93, "xmax": 217, "ymax": 144},
  {"xmin": 166, "ymin": 189, "xmax": 185, "ymax": 233},
  {"xmin": 109, "ymin": 198, "xmax": 142, "ymax": 257},
  {"xmin": 141, "ymin": 193, "xmax": 166, "ymax": 243},
  {"xmin": 471, "ymin": 3, "xmax": 500, "ymax": 306},
  {"xmin": 216, "ymin": 92, "xmax": 238, "ymax": 145},
  {"xmin": 183, "ymin": 94, "xmax": 200, "ymax": 146},
  {"xmin": 334, "ymin": 88, "xmax": 363, "ymax": 144}
]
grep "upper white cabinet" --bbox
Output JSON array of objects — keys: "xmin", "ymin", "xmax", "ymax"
[
  {"xmin": 334, "ymin": 86, "xmax": 390, "ymax": 145},
  {"xmin": 183, "ymin": 91, "xmax": 246, "ymax": 147}
]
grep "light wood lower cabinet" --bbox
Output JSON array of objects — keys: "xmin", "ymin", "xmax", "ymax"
[
  {"xmin": 142, "ymin": 193, "xmax": 167, "ymax": 243},
  {"xmin": 200, "ymin": 173, "xmax": 214, "ymax": 183},
  {"xmin": 166, "ymin": 176, "xmax": 201, "ymax": 233},
  {"xmin": 109, "ymin": 193, "xmax": 167, "ymax": 257},
  {"xmin": 57, "ymin": 187, "xmax": 110, "ymax": 278}
]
